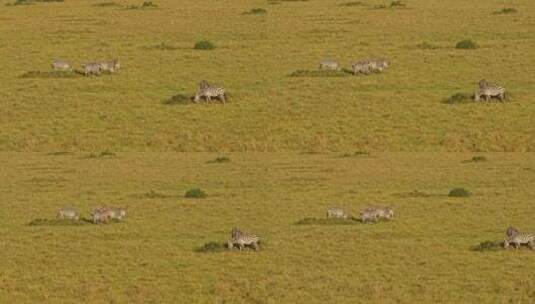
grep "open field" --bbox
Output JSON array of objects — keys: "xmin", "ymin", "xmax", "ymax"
[
  {"xmin": 1, "ymin": 152, "xmax": 535, "ymax": 303},
  {"xmin": 0, "ymin": 0, "xmax": 534, "ymax": 151}
]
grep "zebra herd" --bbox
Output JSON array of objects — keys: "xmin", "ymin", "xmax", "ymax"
[
  {"xmin": 51, "ymin": 58, "xmax": 121, "ymax": 76},
  {"xmin": 318, "ymin": 58, "xmax": 390, "ymax": 75},
  {"xmin": 56, "ymin": 207, "xmax": 126, "ymax": 224}
]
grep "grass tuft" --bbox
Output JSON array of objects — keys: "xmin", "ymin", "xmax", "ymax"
[
  {"xmin": 471, "ymin": 241, "xmax": 502, "ymax": 252},
  {"xmin": 455, "ymin": 39, "xmax": 478, "ymax": 49},
  {"xmin": 195, "ymin": 242, "xmax": 228, "ymax": 253},
  {"xmin": 442, "ymin": 92, "xmax": 473, "ymax": 104},
  {"xmin": 448, "ymin": 187, "xmax": 471, "ymax": 198},
  {"xmin": 243, "ymin": 8, "xmax": 267, "ymax": 14},
  {"xmin": 193, "ymin": 40, "xmax": 216, "ymax": 50},
  {"xmin": 390, "ymin": 0, "xmax": 405, "ymax": 7},
  {"xmin": 163, "ymin": 94, "xmax": 191, "ymax": 105},
  {"xmin": 207, "ymin": 156, "xmax": 231, "ymax": 164},
  {"xmin": 185, "ymin": 188, "xmax": 207, "ymax": 199},
  {"xmin": 493, "ymin": 7, "xmax": 517, "ymax": 15},
  {"xmin": 462, "ymin": 156, "xmax": 487, "ymax": 163}
]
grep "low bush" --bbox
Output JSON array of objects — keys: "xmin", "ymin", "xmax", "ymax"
[
  {"xmin": 185, "ymin": 188, "xmax": 207, "ymax": 199},
  {"xmin": 194, "ymin": 40, "xmax": 216, "ymax": 50},
  {"xmin": 456, "ymin": 39, "xmax": 478, "ymax": 49},
  {"xmin": 448, "ymin": 187, "xmax": 471, "ymax": 198}
]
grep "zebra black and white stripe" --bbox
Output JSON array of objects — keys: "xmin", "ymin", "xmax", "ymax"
[
  {"xmin": 326, "ymin": 207, "xmax": 349, "ymax": 219},
  {"xmin": 52, "ymin": 59, "xmax": 71, "ymax": 71},
  {"xmin": 319, "ymin": 59, "xmax": 340, "ymax": 71},
  {"xmin": 504, "ymin": 233, "xmax": 535, "ymax": 250},
  {"xmin": 228, "ymin": 227, "xmax": 260, "ymax": 251},
  {"xmin": 193, "ymin": 85, "xmax": 226, "ymax": 103},
  {"xmin": 475, "ymin": 79, "xmax": 505, "ymax": 102}
]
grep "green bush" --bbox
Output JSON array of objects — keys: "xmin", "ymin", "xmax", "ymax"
[
  {"xmin": 185, "ymin": 188, "xmax": 207, "ymax": 199},
  {"xmin": 390, "ymin": 1, "xmax": 405, "ymax": 7},
  {"xmin": 194, "ymin": 40, "xmax": 216, "ymax": 50},
  {"xmin": 448, "ymin": 187, "xmax": 471, "ymax": 198},
  {"xmin": 244, "ymin": 8, "xmax": 267, "ymax": 14},
  {"xmin": 456, "ymin": 39, "xmax": 478, "ymax": 49},
  {"xmin": 493, "ymin": 8, "xmax": 517, "ymax": 15}
]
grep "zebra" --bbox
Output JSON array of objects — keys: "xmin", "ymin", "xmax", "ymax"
[
  {"xmin": 199, "ymin": 80, "xmax": 210, "ymax": 89},
  {"xmin": 474, "ymin": 79, "xmax": 505, "ymax": 102},
  {"xmin": 227, "ymin": 227, "xmax": 260, "ymax": 251},
  {"xmin": 81, "ymin": 62, "xmax": 102, "ymax": 76},
  {"xmin": 319, "ymin": 59, "xmax": 341, "ymax": 71},
  {"xmin": 504, "ymin": 233, "xmax": 535, "ymax": 250},
  {"xmin": 351, "ymin": 60, "xmax": 373, "ymax": 75},
  {"xmin": 99, "ymin": 59, "xmax": 120, "ymax": 73},
  {"xmin": 369, "ymin": 58, "xmax": 389, "ymax": 72},
  {"xmin": 326, "ymin": 207, "xmax": 349, "ymax": 219},
  {"xmin": 56, "ymin": 207, "xmax": 80, "ymax": 220},
  {"xmin": 193, "ymin": 85, "xmax": 226, "ymax": 103},
  {"xmin": 360, "ymin": 207, "xmax": 394, "ymax": 222},
  {"xmin": 506, "ymin": 226, "xmax": 519, "ymax": 238},
  {"xmin": 92, "ymin": 207, "xmax": 126, "ymax": 220},
  {"xmin": 90, "ymin": 208, "xmax": 113, "ymax": 224},
  {"xmin": 52, "ymin": 59, "xmax": 71, "ymax": 71}
]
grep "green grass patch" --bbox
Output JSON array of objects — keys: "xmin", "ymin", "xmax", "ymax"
[
  {"xmin": 462, "ymin": 156, "xmax": 487, "ymax": 163},
  {"xmin": 243, "ymin": 8, "xmax": 267, "ymax": 14},
  {"xmin": 442, "ymin": 92, "xmax": 473, "ymax": 104},
  {"xmin": 493, "ymin": 7, "xmax": 517, "ymax": 15},
  {"xmin": 471, "ymin": 241, "xmax": 503, "ymax": 252},
  {"xmin": 448, "ymin": 187, "xmax": 471, "ymax": 198},
  {"xmin": 185, "ymin": 188, "xmax": 206, "ymax": 199},
  {"xmin": 163, "ymin": 94, "xmax": 191, "ymax": 105},
  {"xmin": 456, "ymin": 39, "xmax": 478, "ymax": 49},
  {"xmin": 193, "ymin": 40, "xmax": 216, "ymax": 50},
  {"xmin": 207, "ymin": 156, "xmax": 231, "ymax": 164}
]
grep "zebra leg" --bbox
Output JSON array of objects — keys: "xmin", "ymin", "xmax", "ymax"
[
  {"xmin": 219, "ymin": 94, "xmax": 226, "ymax": 104},
  {"xmin": 238, "ymin": 243, "xmax": 244, "ymax": 251},
  {"xmin": 252, "ymin": 242, "xmax": 259, "ymax": 251},
  {"xmin": 206, "ymin": 95, "xmax": 212, "ymax": 103}
]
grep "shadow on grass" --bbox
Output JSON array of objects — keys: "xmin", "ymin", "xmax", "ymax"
[
  {"xmin": 288, "ymin": 69, "xmax": 352, "ymax": 77},
  {"xmin": 162, "ymin": 94, "xmax": 192, "ymax": 105},
  {"xmin": 20, "ymin": 71, "xmax": 82, "ymax": 79},
  {"xmin": 28, "ymin": 218, "xmax": 92, "ymax": 226},
  {"xmin": 471, "ymin": 241, "xmax": 503, "ymax": 252},
  {"xmin": 295, "ymin": 217, "xmax": 363, "ymax": 225}
]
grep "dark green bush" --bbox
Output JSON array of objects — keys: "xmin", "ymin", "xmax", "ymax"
[
  {"xmin": 456, "ymin": 39, "xmax": 478, "ymax": 49},
  {"xmin": 194, "ymin": 40, "xmax": 216, "ymax": 50},
  {"xmin": 185, "ymin": 188, "xmax": 207, "ymax": 199},
  {"xmin": 244, "ymin": 8, "xmax": 267, "ymax": 14},
  {"xmin": 493, "ymin": 7, "xmax": 517, "ymax": 15},
  {"xmin": 448, "ymin": 187, "xmax": 471, "ymax": 198}
]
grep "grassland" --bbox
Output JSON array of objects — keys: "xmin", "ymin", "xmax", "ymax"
[
  {"xmin": 1, "ymin": 152, "xmax": 535, "ymax": 303},
  {"xmin": 0, "ymin": 0, "xmax": 534, "ymax": 152},
  {"xmin": 2, "ymin": 0, "xmax": 535, "ymax": 303}
]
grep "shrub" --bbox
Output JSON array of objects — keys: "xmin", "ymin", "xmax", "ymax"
[
  {"xmin": 340, "ymin": 1, "xmax": 364, "ymax": 6},
  {"xmin": 448, "ymin": 187, "xmax": 471, "ymax": 197},
  {"xmin": 195, "ymin": 242, "xmax": 227, "ymax": 253},
  {"xmin": 471, "ymin": 241, "xmax": 502, "ymax": 252},
  {"xmin": 463, "ymin": 156, "xmax": 487, "ymax": 163},
  {"xmin": 456, "ymin": 39, "xmax": 478, "ymax": 49},
  {"xmin": 244, "ymin": 8, "xmax": 267, "ymax": 14},
  {"xmin": 194, "ymin": 40, "xmax": 216, "ymax": 50},
  {"xmin": 493, "ymin": 7, "xmax": 517, "ymax": 15},
  {"xmin": 207, "ymin": 156, "xmax": 231, "ymax": 164},
  {"xmin": 442, "ymin": 92, "xmax": 472, "ymax": 104},
  {"xmin": 185, "ymin": 188, "xmax": 206, "ymax": 199},
  {"xmin": 163, "ymin": 94, "xmax": 191, "ymax": 105},
  {"xmin": 390, "ymin": 1, "xmax": 405, "ymax": 7}
]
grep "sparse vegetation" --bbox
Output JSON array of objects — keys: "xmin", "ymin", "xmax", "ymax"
[
  {"xmin": 456, "ymin": 39, "xmax": 478, "ymax": 49},
  {"xmin": 340, "ymin": 151, "xmax": 370, "ymax": 157},
  {"xmin": 92, "ymin": 1, "xmax": 120, "ymax": 7},
  {"xmin": 127, "ymin": 1, "xmax": 157, "ymax": 9},
  {"xmin": 207, "ymin": 156, "xmax": 231, "ymax": 164},
  {"xmin": 448, "ymin": 187, "xmax": 471, "ymax": 198},
  {"xmin": 243, "ymin": 8, "xmax": 267, "ymax": 14},
  {"xmin": 9, "ymin": 0, "xmax": 63, "ymax": 5},
  {"xmin": 463, "ymin": 156, "xmax": 487, "ymax": 163},
  {"xmin": 390, "ymin": 1, "xmax": 405, "ymax": 7},
  {"xmin": 340, "ymin": 1, "xmax": 364, "ymax": 6},
  {"xmin": 493, "ymin": 7, "xmax": 517, "ymax": 15},
  {"xmin": 86, "ymin": 150, "xmax": 116, "ymax": 158},
  {"xmin": 185, "ymin": 188, "xmax": 207, "ymax": 199},
  {"xmin": 442, "ymin": 92, "xmax": 473, "ymax": 104},
  {"xmin": 193, "ymin": 40, "xmax": 216, "ymax": 50}
]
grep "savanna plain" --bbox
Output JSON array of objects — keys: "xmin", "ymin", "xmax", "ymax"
[{"xmin": 1, "ymin": 0, "xmax": 535, "ymax": 303}]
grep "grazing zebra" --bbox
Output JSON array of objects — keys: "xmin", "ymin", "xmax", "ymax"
[
  {"xmin": 99, "ymin": 59, "xmax": 120, "ymax": 73},
  {"xmin": 506, "ymin": 226, "xmax": 519, "ymax": 238},
  {"xmin": 504, "ymin": 233, "xmax": 535, "ymax": 250},
  {"xmin": 369, "ymin": 58, "xmax": 389, "ymax": 72},
  {"xmin": 193, "ymin": 85, "xmax": 226, "ymax": 103},
  {"xmin": 360, "ymin": 207, "xmax": 394, "ymax": 222},
  {"xmin": 81, "ymin": 62, "xmax": 102, "ymax": 76},
  {"xmin": 228, "ymin": 227, "xmax": 260, "ymax": 251},
  {"xmin": 326, "ymin": 207, "xmax": 349, "ymax": 219},
  {"xmin": 52, "ymin": 59, "xmax": 71, "ymax": 71},
  {"xmin": 474, "ymin": 79, "xmax": 505, "ymax": 102},
  {"xmin": 56, "ymin": 208, "xmax": 80, "ymax": 220},
  {"xmin": 93, "ymin": 207, "xmax": 126, "ymax": 220},
  {"xmin": 90, "ymin": 208, "xmax": 113, "ymax": 224},
  {"xmin": 199, "ymin": 80, "xmax": 210, "ymax": 89},
  {"xmin": 351, "ymin": 60, "xmax": 374, "ymax": 75},
  {"xmin": 319, "ymin": 59, "xmax": 341, "ymax": 71}
]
